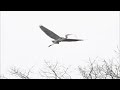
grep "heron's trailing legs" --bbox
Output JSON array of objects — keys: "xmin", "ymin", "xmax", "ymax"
[{"xmin": 48, "ymin": 43, "xmax": 55, "ymax": 47}]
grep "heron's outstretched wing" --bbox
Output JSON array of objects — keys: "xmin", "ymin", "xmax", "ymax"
[
  {"xmin": 62, "ymin": 39, "xmax": 83, "ymax": 42},
  {"xmin": 40, "ymin": 25, "xmax": 60, "ymax": 40}
]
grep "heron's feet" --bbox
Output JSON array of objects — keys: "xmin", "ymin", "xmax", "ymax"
[
  {"xmin": 48, "ymin": 44, "xmax": 54, "ymax": 47},
  {"xmin": 48, "ymin": 45, "xmax": 52, "ymax": 47}
]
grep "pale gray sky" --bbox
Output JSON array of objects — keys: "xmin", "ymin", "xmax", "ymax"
[{"xmin": 0, "ymin": 11, "xmax": 119, "ymax": 78}]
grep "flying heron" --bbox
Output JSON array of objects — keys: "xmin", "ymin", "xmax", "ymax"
[{"xmin": 39, "ymin": 25, "xmax": 83, "ymax": 47}]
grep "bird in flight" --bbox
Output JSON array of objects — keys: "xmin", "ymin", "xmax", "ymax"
[{"xmin": 39, "ymin": 25, "xmax": 83, "ymax": 47}]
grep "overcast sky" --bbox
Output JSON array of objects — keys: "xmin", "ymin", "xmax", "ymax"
[{"xmin": 1, "ymin": 11, "xmax": 119, "ymax": 78}]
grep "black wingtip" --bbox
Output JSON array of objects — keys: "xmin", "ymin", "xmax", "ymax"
[{"xmin": 79, "ymin": 39, "xmax": 84, "ymax": 41}]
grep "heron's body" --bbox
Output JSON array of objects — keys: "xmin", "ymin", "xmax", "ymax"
[{"xmin": 40, "ymin": 25, "xmax": 83, "ymax": 47}]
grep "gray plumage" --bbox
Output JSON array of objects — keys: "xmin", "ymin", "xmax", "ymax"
[
  {"xmin": 39, "ymin": 25, "xmax": 83, "ymax": 47},
  {"xmin": 40, "ymin": 26, "xmax": 60, "ymax": 40}
]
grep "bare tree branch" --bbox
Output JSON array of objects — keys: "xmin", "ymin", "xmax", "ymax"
[
  {"xmin": 9, "ymin": 67, "xmax": 34, "ymax": 79},
  {"xmin": 39, "ymin": 60, "xmax": 71, "ymax": 79}
]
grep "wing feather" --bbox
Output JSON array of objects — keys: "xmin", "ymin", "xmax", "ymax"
[
  {"xmin": 40, "ymin": 25, "xmax": 60, "ymax": 40},
  {"xmin": 62, "ymin": 39, "xmax": 83, "ymax": 42}
]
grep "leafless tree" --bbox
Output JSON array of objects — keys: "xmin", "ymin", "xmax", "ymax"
[
  {"xmin": 78, "ymin": 59, "xmax": 120, "ymax": 79},
  {"xmin": 1, "ymin": 61, "xmax": 71, "ymax": 79},
  {"xmin": 8, "ymin": 67, "xmax": 33, "ymax": 79},
  {"xmin": 1, "ymin": 48, "xmax": 120, "ymax": 79},
  {"xmin": 39, "ymin": 60, "xmax": 71, "ymax": 79},
  {"xmin": 78, "ymin": 47, "xmax": 120, "ymax": 79}
]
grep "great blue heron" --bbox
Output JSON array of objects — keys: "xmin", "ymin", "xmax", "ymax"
[{"xmin": 39, "ymin": 25, "xmax": 83, "ymax": 47}]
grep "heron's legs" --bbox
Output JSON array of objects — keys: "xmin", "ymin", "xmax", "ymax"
[{"xmin": 48, "ymin": 43, "xmax": 55, "ymax": 47}]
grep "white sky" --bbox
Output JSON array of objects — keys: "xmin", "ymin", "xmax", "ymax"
[{"xmin": 0, "ymin": 11, "xmax": 119, "ymax": 78}]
